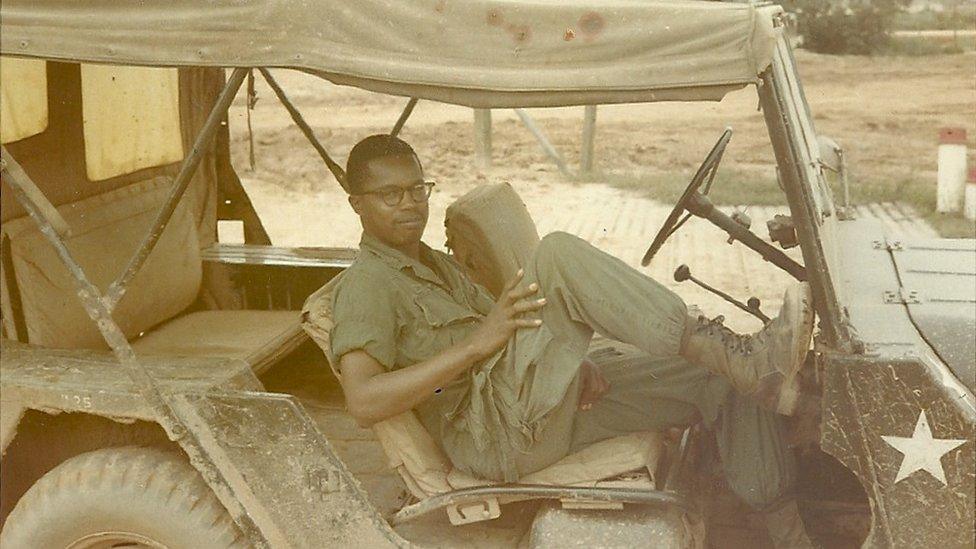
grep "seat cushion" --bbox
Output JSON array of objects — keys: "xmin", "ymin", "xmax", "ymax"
[
  {"xmin": 132, "ymin": 310, "xmax": 305, "ymax": 372},
  {"xmin": 446, "ymin": 431, "xmax": 663, "ymax": 490}
]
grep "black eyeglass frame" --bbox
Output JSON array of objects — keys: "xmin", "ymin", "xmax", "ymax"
[{"xmin": 354, "ymin": 181, "xmax": 436, "ymax": 207}]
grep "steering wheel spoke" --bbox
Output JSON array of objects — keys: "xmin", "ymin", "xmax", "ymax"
[
  {"xmin": 665, "ymin": 212, "xmax": 693, "ymax": 240},
  {"xmin": 641, "ymin": 128, "xmax": 733, "ymax": 266}
]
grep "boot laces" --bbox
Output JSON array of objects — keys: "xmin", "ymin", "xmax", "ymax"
[{"xmin": 694, "ymin": 314, "xmax": 760, "ymax": 355}]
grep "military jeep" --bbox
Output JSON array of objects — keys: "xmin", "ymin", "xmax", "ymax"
[{"xmin": 1, "ymin": 1, "xmax": 973, "ymax": 548}]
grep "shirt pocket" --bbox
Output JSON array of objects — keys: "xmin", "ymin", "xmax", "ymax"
[
  {"xmin": 398, "ymin": 288, "xmax": 482, "ymax": 364},
  {"xmin": 413, "ymin": 288, "xmax": 482, "ymax": 328}
]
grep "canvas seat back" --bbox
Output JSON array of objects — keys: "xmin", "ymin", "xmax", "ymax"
[{"xmin": 1, "ymin": 177, "xmax": 202, "ymax": 349}]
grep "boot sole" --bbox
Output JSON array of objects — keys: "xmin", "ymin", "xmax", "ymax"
[{"xmin": 773, "ymin": 283, "xmax": 814, "ymax": 415}]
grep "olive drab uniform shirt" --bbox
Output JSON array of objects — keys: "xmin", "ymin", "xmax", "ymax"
[{"xmin": 327, "ymin": 234, "xmax": 496, "ymax": 446}]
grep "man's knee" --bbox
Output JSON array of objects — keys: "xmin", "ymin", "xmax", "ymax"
[
  {"xmin": 532, "ymin": 232, "xmax": 582, "ymax": 285},
  {"xmin": 536, "ymin": 232, "xmax": 583, "ymax": 266}
]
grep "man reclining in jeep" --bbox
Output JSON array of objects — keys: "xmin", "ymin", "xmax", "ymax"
[{"xmin": 315, "ymin": 134, "xmax": 816, "ymax": 547}]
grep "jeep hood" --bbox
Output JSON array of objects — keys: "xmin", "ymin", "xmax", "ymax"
[{"xmin": 891, "ymin": 239, "xmax": 976, "ymax": 392}]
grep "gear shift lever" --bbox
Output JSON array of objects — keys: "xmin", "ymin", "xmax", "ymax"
[{"xmin": 674, "ymin": 264, "xmax": 770, "ymax": 323}]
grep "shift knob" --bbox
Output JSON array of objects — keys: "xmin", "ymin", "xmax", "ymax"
[{"xmin": 674, "ymin": 264, "xmax": 691, "ymax": 282}]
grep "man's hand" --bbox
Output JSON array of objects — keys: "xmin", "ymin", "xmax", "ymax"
[
  {"xmin": 470, "ymin": 269, "xmax": 546, "ymax": 360},
  {"xmin": 578, "ymin": 359, "xmax": 611, "ymax": 411}
]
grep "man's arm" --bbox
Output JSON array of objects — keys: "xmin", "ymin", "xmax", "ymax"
[{"xmin": 339, "ymin": 270, "xmax": 545, "ymax": 427}]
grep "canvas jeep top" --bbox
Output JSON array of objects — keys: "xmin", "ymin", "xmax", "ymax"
[{"xmin": 1, "ymin": 1, "xmax": 973, "ymax": 548}]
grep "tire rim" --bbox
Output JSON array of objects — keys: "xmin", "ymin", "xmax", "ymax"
[{"xmin": 67, "ymin": 531, "xmax": 168, "ymax": 549}]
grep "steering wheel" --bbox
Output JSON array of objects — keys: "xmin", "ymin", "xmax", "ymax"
[{"xmin": 641, "ymin": 128, "xmax": 733, "ymax": 267}]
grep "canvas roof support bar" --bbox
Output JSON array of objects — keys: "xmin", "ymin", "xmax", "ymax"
[
  {"xmin": 0, "ymin": 149, "xmax": 71, "ymax": 237},
  {"xmin": 258, "ymin": 68, "xmax": 347, "ymax": 191},
  {"xmin": 390, "ymin": 97, "xmax": 418, "ymax": 137},
  {"xmin": 102, "ymin": 67, "xmax": 249, "ymax": 311}
]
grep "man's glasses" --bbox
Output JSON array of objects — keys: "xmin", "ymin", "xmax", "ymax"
[{"xmin": 357, "ymin": 181, "xmax": 436, "ymax": 207}]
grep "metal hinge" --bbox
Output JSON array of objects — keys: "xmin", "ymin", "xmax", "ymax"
[
  {"xmin": 872, "ymin": 239, "xmax": 903, "ymax": 251},
  {"xmin": 883, "ymin": 288, "xmax": 920, "ymax": 304}
]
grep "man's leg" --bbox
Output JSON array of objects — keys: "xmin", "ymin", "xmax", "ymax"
[
  {"xmin": 499, "ymin": 232, "xmax": 690, "ymax": 446},
  {"xmin": 715, "ymin": 392, "xmax": 816, "ymax": 548},
  {"xmin": 521, "ymin": 231, "xmax": 813, "ymax": 415},
  {"xmin": 566, "ymin": 342, "xmax": 815, "ymax": 548},
  {"xmin": 568, "ymin": 342, "xmax": 728, "ymax": 452}
]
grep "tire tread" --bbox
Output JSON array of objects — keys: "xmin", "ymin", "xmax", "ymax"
[{"xmin": 0, "ymin": 446, "xmax": 247, "ymax": 548}]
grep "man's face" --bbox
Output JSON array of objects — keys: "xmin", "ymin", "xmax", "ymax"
[{"xmin": 349, "ymin": 154, "xmax": 429, "ymax": 251}]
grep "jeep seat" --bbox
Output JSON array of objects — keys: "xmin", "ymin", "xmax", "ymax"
[
  {"xmin": 1, "ymin": 177, "xmax": 304, "ymax": 371},
  {"xmin": 302, "ymin": 183, "xmax": 665, "ymax": 523},
  {"xmin": 130, "ymin": 310, "xmax": 305, "ymax": 372}
]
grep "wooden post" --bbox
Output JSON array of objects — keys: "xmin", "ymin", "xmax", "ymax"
[
  {"xmin": 474, "ymin": 109, "xmax": 492, "ymax": 168},
  {"xmin": 514, "ymin": 109, "xmax": 573, "ymax": 179},
  {"xmin": 581, "ymin": 105, "xmax": 597, "ymax": 175}
]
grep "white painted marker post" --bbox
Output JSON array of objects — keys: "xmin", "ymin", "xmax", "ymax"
[
  {"xmin": 937, "ymin": 127, "xmax": 967, "ymax": 213},
  {"xmin": 964, "ymin": 168, "xmax": 976, "ymax": 222}
]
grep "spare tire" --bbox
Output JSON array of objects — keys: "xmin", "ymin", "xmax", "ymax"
[{"xmin": 0, "ymin": 446, "xmax": 246, "ymax": 548}]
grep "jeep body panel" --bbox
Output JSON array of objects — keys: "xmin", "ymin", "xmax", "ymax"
[
  {"xmin": 889, "ymin": 238, "xmax": 976, "ymax": 392},
  {"xmin": 820, "ymin": 218, "xmax": 975, "ymax": 547},
  {"xmin": 0, "ymin": 341, "xmax": 408, "ymax": 547}
]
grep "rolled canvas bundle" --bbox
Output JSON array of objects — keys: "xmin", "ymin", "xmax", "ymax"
[{"xmin": 444, "ymin": 183, "xmax": 539, "ymax": 297}]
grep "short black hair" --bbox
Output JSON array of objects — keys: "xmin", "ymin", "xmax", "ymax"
[{"xmin": 345, "ymin": 134, "xmax": 421, "ymax": 194}]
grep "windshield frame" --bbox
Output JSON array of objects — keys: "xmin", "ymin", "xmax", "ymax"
[{"xmin": 758, "ymin": 39, "xmax": 854, "ymax": 352}]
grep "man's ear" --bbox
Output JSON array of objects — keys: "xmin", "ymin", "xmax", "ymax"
[{"xmin": 348, "ymin": 194, "xmax": 363, "ymax": 215}]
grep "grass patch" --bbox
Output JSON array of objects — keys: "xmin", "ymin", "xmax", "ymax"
[
  {"xmin": 584, "ymin": 168, "xmax": 788, "ymax": 207},
  {"xmin": 886, "ymin": 34, "xmax": 972, "ymax": 55},
  {"xmin": 590, "ymin": 168, "xmax": 976, "ymax": 238},
  {"xmin": 893, "ymin": 7, "xmax": 976, "ymax": 31}
]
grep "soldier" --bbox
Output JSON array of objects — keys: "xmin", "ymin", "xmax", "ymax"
[{"xmin": 314, "ymin": 134, "xmax": 817, "ymax": 547}]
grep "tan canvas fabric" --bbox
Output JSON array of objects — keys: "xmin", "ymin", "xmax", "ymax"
[
  {"xmin": 302, "ymin": 272, "xmax": 346, "ymax": 368},
  {"xmin": 131, "ymin": 310, "xmax": 305, "ymax": 370},
  {"xmin": 0, "ymin": 1, "xmax": 782, "ymax": 108},
  {"xmin": 1, "ymin": 177, "xmax": 201, "ymax": 349},
  {"xmin": 445, "ymin": 182, "xmax": 539, "ymax": 297},
  {"xmin": 80, "ymin": 65, "xmax": 184, "ymax": 181},
  {"xmin": 0, "ymin": 57, "xmax": 47, "ymax": 144}
]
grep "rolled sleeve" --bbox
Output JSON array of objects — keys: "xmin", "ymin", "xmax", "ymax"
[{"xmin": 330, "ymin": 271, "xmax": 399, "ymax": 370}]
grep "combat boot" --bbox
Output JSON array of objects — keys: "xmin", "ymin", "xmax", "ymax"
[
  {"xmin": 761, "ymin": 499, "xmax": 818, "ymax": 548},
  {"xmin": 680, "ymin": 282, "xmax": 814, "ymax": 415}
]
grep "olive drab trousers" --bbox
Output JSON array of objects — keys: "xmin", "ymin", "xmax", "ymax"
[{"xmin": 443, "ymin": 232, "xmax": 796, "ymax": 510}]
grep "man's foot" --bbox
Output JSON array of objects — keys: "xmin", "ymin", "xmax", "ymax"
[{"xmin": 681, "ymin": 282, "xmax": 814, "ymax": 415}]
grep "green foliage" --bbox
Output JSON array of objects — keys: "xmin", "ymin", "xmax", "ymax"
[
  {"xmin": 793, "ymin": 0, "xmax": 908, "ymax": 54},
  {"xmin": 893, "ymin": 5, "xmax": 976, "ymax": 31}
]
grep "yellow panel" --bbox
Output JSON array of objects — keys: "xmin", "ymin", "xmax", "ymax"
[
  {"xmin": 0, "ymin": 57, "xmax": 48, "ymax": 144},
  {"xmin": 81, "ymin": 65, "xmax": 184, "ymax": 181}
]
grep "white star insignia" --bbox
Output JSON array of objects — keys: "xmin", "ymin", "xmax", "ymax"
[{"xmin": 881, "ymin": 410, "xmax": 967, "ymax": 486}]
